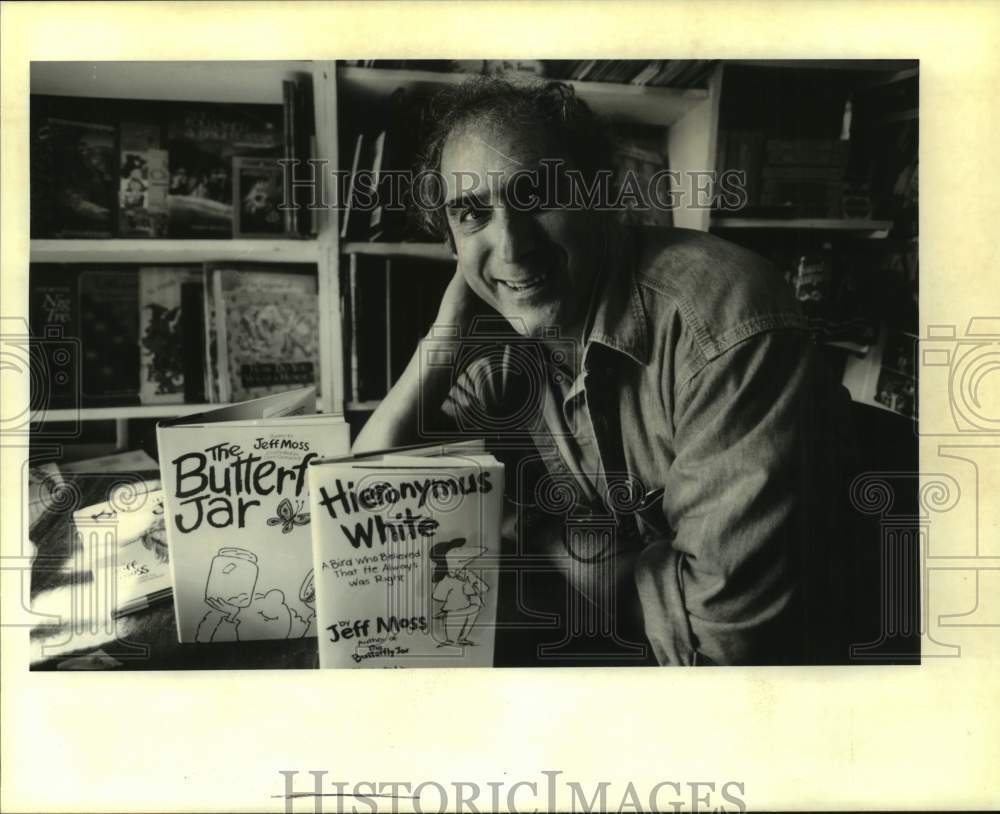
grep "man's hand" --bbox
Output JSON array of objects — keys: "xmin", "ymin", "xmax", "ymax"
[{"xmin": 434, "ymin": 269, "xmax": 494, "ymax": 334}]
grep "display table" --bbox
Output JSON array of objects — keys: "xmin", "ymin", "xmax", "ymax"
[{"xmin": 29, "ymin": 469, "xmax": 655, "ymax": 670}]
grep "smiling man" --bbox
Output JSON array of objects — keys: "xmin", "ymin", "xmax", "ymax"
[{"xmin": 354, "ymin": 79, "xmax": 856, "ymax": 666}]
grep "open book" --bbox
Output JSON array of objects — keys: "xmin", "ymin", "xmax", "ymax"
[
  {"xmin": 157, "ymin": 387, "xmax": 350, "ymax": 643},
  {"xmin": 308, "ymin": 441, "xmax": 503, "ymax": 668},
  {"xmin": 71, "ymin": 481, "xmax": 171, "ymax": 618}
]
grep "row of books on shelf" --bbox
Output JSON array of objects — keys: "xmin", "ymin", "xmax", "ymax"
[
  {"xmin": 340, "ymin": 91, "xmax": 675, "ymax": 245},
  {"xmin": 771, "ymin": 239, "xmax": 918, "ymax": 421},
  {"xmin": 29, "ymin": 262, "xmax": 321, "ymax": 409},
  {"xmin": 715, "ymin": 130, "xmax": 917, "ymax": 232},
  {"xmin": 34, "ymin": 395, "xmax": 502, "ymax": 668},
  {"xmin": 345, "ymin": 59, "xmax": 717, "ymax": 88},
  {"xmin": 31, "ymin": 79, "xmax": 313, "ymax": 240}
]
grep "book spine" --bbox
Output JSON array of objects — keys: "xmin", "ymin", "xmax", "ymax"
[
  {"xmin": 282, "ymin": 80, "xmax": 296, "ymax": 236},
  {"xmin": 78, "ymin": 268, "xmax": 140, "ymax": 406},
  {"xmin": 181, "ymin": 279, "xmax": 206, "ymax": 403},
  {"xmin": 29, "ymin": 265, "xmax": 81, "ymax": 409}
]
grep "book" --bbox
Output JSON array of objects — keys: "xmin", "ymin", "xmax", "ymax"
[
  {"xmin": 208, "ymin": 264, "xmax": 320, "ymax": 403},
  {"xmin": 347, "ymin": 255, "xmax": 389, "ymax": 403},
  {"xmin": 35, "ymin": 116, "xmax": 116, "ymax": 237},
  {"xmin": 181, "ymin": 279, "xmax": 207, "ymax": 403},
  {"xmin": 156, "ymin": 388, "xmax": 351, "ymax": 643},
  {"xmin": 138, "ymin": 266, "xmax": 203, "ymax": 404},
  {"xmin": 339, "ymin": 132, "xmax": 366, "ymax": 240},
  {"xmin": 202, "ymin": 266, "xmax": 219, "ymax": 403},
  {"xmin": 60, "ymin": 448, "xmax": 159, "ymax": 475},
  {"xmin": 232, "ymin": 156, "xmax": 287, "ymax": 236},
  {"xmin": 118, "ymin": 121, "xmax": 169, "ymax": 237},
  {"xmin": 78, "ymin": 268, "xmax": 140, "ymax": 405},
  {"xmin": 72, "ymin": 484, "xmax": 172, "ymax": 618},
  {"xmin": 612, "ymin": 137, "xmax": 673, "ymax": 228},
  {"xmin": 843, "ymin": 324, "xmax": 917, "ymax": 420},
  {"xmin": 166, "ymin": 103, "xmax": 282, "ymax": 237},
  {"xmin": 29, "ymin": 265, "xmax": 81, "ymax": 409},
  {"xmin": 28, "ymin": 463, "xmax": 66, "ymax": 533},
  {"xmin": 308, "ymin": 445, "xmax": 503, "ymax": 668}
]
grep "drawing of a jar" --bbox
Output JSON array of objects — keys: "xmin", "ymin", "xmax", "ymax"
[{"xmin": 206, "ymin": 548, "xmax": 259, "ymax": 621}]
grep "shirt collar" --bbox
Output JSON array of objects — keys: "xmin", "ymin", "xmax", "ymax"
[{"xmin": 582, "ymin": 223, "xmax": 650, "ymax": 369}]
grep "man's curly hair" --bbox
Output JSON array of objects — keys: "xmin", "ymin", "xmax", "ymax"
[{"xmin": 413, "ymin": 77, "xmax": 614, "ymax": 244}]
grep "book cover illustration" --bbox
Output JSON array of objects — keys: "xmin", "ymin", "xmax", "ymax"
[
  {"xmin": 233, "ymin": 157, "xmax": 286, "ymax": 236},
  {"xmin": 78, "ymin": 268, "xmax": 140, "ymax": 405},
  {"xmin": 212, "ymin": 265, "xmax": 320, "ymax": 403},
  {"xmin": 139, "ymin": 266, "xmax": 203, "ymax": 404},
  {"xmin": 119, "ymin": 121, "xmax": 169, "ymax": 237},
  {"xmin": 71, "ymin": 484, "xmax": 172, "ymax": 618},
  {"xmin": 38, "ymin": 117, "xmax": 116, "ymax": 237},
  {"xmin": 166, "ymin": 104, "xmax": 282, "ymax": 237},
  {"xmin": 156, "ymin": 388, "xmax": 350, "ymax": 643},
  {"xmin": 28, "ymin": 265, "xmax": 81, "ymax": 409},
  {"xmin": 309, "ymin": 453, "xmax": 503, "ymax": 668}
]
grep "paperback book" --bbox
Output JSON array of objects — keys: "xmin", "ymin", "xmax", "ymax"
[
  {"xmin": 71, "ymin": 482, "xmax": 172, "ymax": 618},
  {"xmin": 308, "ymin": 444, "xmax": 503, "ymax": 668},
  {"xmin": 157, "ymin": 388, "xmax": 350, "ymax": 643},
  {"xmin": 208, "ymin": 263, "xmax": 320, "ymax": 403},
  {"xmin": 138, "ymin": 266, "xmax": 203, "ymax": 404}
]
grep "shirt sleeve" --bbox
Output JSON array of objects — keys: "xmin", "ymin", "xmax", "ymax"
[{"xmin": 634, "ymin": 328, "xmax": 842, "ymax": 666}]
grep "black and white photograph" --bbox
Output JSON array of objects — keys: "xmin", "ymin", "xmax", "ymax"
[
  {"xmin": 23, "ymin": 56, "xmax": 922, "ymax": 671},
  {"xmin": 3, "ymin": 3, "xmax": 999, "ymax": 813}
]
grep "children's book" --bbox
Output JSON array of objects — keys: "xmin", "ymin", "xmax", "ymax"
[
  {"xmin": 157, "ymin": 388, "xmax": 350, "ymax": 643},
  {"xmin": 71, "ymin": 482, "xmax": 171, "ymax": 618},
  {"xmin": 208, "ymin": 264, "xmax": 320, "ymax": 403},
  {"xmin": 308, "ymin": 443, "xmax": 503, "ymax": 668},
  {"xmin": 138, "ymin": 266, "xmax": 203, "ymax": 404}
]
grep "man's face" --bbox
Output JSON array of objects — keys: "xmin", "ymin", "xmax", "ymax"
[{"xmin": 440, "ymin": 119, "xmax": 601, "ymax": 339}]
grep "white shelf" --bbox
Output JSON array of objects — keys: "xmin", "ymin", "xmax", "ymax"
[
  {"xmin": 31, "ymin": 61, "xmax": 313, "ymax": 104},
  {"xmin": 341, "ymin": 242, "xmax": 452, "ymax": 262},
  {"xmin": 338, "ymin": 66, "xmax": 709, "ymax": 127},
  {"xmin": 346, "ymin": 400, "xmax": 382, "ymax": 412},
  {"xmin": 35, "ymin": 398, "xmax": 330, "ymax": 423},
  {"xmin": 30, "ymin": 239, "xmax": 319, "ymax": 264},
  {"xmin": 710, "ymin": 217, "xmax": 894, "ymax": 238}
]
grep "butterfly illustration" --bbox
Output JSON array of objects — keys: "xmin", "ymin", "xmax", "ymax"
[{"xmin": 267, "ymin": 498, "xmax": 309, "ymax": 533}]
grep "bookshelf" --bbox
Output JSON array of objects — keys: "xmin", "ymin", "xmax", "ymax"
[
  {"xmin": 28, "ymin": 59, "xmax": 728, "ymax": 442},
  {"xmin": 28, "ymin": 60, "xmax": 342, "ymax": 452},
  {"xmin": 30, "ymin": 239, "xmax": 321, "ymax": 264},
  {"xmin": 710, "ymin": 217, "xmax": 894, "ymax": 238},
  {"xmin": 341, "ymin": 242, "xmax": 452, "ymax": 262}
]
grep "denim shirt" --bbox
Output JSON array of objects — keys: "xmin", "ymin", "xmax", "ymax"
[{"xmin": 443, "ymin": 226, "xmax": 855, "ymax": 666}]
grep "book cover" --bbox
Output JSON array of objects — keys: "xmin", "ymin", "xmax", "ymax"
[
  {"xmin": 118, "ymin": 121, "xmax": 169, "ymax": 237},
  {"xmin": 156, "ymin": 388, "xmax": 351, "ymax": 643},
  {"xmin": 166, "ymin": 103, "xmax": 282, "ymax": 237},
  {"xmin": 181, "ymin": 279, "xmax": 207, "ymax": 404},
  {"xmin": 340, "ymin": 132, "xmax": 366, "ymax": 241},
  {"xmin": 211, "ymin": 264, "xmax": 320, "ymax": 403},
  {"xmin": 139, "ymin": 266, "xmax": 203, "ymax": 404},
  {"xmin": 843, "ymin": 324, "xmax": 917, "ymax": 420},
  {"xmin": 28, "ymin": 264, "xmax": 81, "ymax": 410},
  {"xmin": 202, "ymin": 265, "xmax": 219, "ymax": 403},
  {"xmin": 78, "ymin": 268, "xmax": 140, "ymax": 405},
  {"xmin": 308, "ymin": 451, "xmax": 503, "ymax": 668},
  {"xmin": 348, "ymin": 255, "xmax": 389, "ymax": 403},
  {"xmin": 233, "ymin": 157, "xmax": 287, "ymax": 237},
  {"xmin": 36, "ymin": 116, "xmax": 116, "ymax": 237},
  {"xmin": 72, "ymin": 485, "xmax": 172, "ymax": 618}
]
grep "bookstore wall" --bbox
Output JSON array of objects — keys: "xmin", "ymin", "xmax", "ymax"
[{"xmin": 28, "ymin": 59, "xmax": 918, "ymax": 466}]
